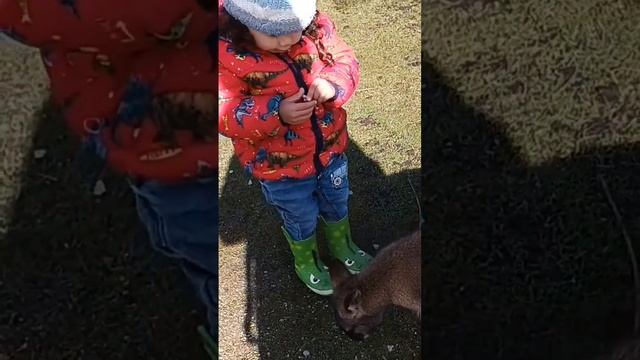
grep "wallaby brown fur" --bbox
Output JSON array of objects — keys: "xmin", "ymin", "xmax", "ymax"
[{"xmin": 329, "ymin": 229, "xmax": 421, "ymax": 340}]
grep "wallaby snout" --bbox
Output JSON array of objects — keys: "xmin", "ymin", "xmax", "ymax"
[{"xmin": 328, "ymin": 259, "xmax": 385, "ymax": 340}]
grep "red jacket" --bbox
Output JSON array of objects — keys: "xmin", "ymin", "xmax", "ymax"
[
  {"xmin": 0, "ymin": 0, "xmax": 218, "ymax": 184},
  {"xmin": 218, "ymin": 10, "xmax": 360, "ymax": 181}
]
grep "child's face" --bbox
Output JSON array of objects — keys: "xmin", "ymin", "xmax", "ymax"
[{"xmin": 249, "ymin": 28, "xmax": 302, "ymax": 53}]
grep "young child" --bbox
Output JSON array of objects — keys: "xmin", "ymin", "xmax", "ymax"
[
  {"xmin": 218, "ymin": 0, "xmax": 373, "ymax": 295},
  {"xmin": 1, "ymin": 1, "xmax": 218, "ymax": 357}
]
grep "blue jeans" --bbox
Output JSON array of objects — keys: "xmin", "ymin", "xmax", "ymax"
[
  {"xmin": 260, "ymin": 153, "xmax": 350, "ymax": 241},
  {"xmin": 130, "ymin": 177, "xmax": 219, "ymax": 342}
]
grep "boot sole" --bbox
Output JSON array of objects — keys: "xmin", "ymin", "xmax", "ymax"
[
  {"xmin": 307, "ymin": 285, "xmax": 333, "ymax": 296},
  {"xmin": 294, "ymin": 270, "xmax": 333, "ymax": 295}
]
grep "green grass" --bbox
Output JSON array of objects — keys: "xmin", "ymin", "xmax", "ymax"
[
  {"xmin": 0, "ymin": 37, "xmax": 48, "ymax": 234},
  {"xmin": 218, "ymin": 0, "xmax": 422, "ymax": 358},
  {"xmin": 424, "ymin": 1, "xmax": 640, "ymax": 359},
  {"xmin": 424, "ymin": 0, "xmax": 640, "ymax": 163}
]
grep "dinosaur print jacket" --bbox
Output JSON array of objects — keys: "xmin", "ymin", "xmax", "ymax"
[
  {"xmin": 218, "ymin": 11, "xmax": 360, "ymax": 181},
  {"xmin": 0, "ymin": 0, "xmax": 218, "ymax": 185}
]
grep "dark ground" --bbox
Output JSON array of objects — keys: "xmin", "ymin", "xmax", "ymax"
[
  {"xmin": 423, "ymin": 59, "xmax": 640, "ymax": 360},
  {"xmin": 0, "ymin": 106, "xmax": 208, "ymax": 359}
]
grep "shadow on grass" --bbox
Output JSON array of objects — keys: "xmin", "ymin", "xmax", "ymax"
[
  {"xmin": 423, "ymin": 59, "xmax": 640, "ymax": 360},
  {"xmin": 219, "ymin": 140, "xmax": 421, "ymax": 359},
  {"xmin": 0, "ymin": 105, "xmax": 206, "ymax": 359}
]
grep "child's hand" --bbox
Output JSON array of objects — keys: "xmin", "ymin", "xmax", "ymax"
[
  {"xmin": 279, "ymin": 88, "xmax": 317, "ymax": 125},
  {"xmin": 307, "ymin": 78, "xmax": 336, "ymax": 103}
]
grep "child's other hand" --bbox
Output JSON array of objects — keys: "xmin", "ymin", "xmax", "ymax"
[
  {"xmin": 307, "ymin": 78, "xmax": 336, "ymax": 103},
  {"xmin": 279, "ymin": 88, "xmax": 317, "ymax": 125}
]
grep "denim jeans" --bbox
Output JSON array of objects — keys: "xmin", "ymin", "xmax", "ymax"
[
  {"xmin": 260, "ymin": 153, "xmax": 350, "ymax": 241},
  {"xmin": 130, "ymin": 177, "xmax": 219, "ymax": 342}
]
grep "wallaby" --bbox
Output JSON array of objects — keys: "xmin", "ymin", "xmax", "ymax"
[
  {"xmin": 328, "ymin": 179, "xmax": 422, "ymax": 340},
  {"xmin": 328, "ymin": 229, "xmax": 421, "ymax": 340}
]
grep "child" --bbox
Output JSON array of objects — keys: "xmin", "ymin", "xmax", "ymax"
[
  {"xmin": 218, "ymin": 0, "xmax": 373, "ymax": 295},
  {"xmin": 1, "ymin": 1, "xmax": 219, "ymax": 357}
]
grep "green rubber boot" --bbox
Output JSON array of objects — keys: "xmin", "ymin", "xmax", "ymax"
[
  {"xmin": 197, "ymin": 325, "xmax": 218, "ymax": 359},
  {"xmin": 322, "ymin": 216, "xmax": 373, "ymax": 274},
  {"xmin": 283, "ymin": 227, "xmax": 333, "ymax": 296}
]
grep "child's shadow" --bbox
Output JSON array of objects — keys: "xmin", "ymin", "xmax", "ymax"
[
  {"xmin": 423, "ymin": 59, "xmax": 640, "ymax": 360},
  {"xmin": 219, "ymin": 141, "xmax": 422, "ymax": 359},
  {"xmin": 0, "ymin": 104, "xmax": 206, "ymax": 359}
]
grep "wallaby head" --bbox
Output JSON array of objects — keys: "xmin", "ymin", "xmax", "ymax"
[
  {"xmin": 329, "ymin": 229, "xmax": 422, "ymax": 341},
  {"xmin": 328, "ymin": 259, "xmax": 385, "ymax": 341}
]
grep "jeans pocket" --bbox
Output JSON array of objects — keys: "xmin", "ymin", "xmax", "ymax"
[{"xmin": 328, "ymin": 157, "xmax": 348, "ymax": 190}]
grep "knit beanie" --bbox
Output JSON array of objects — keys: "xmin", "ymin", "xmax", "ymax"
[{"xmin": 223, "ymin": 0, "xmax": 317, "ymax": 37}]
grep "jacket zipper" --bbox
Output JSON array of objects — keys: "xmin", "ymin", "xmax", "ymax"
[{"xmin": 276, "ymin": 54, "xmax": 324, "ymax": 175}]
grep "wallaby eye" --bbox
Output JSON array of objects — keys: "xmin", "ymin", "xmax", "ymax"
[
  {"xmin": 344, "ymin": 288, "xmax": 362, "ymax": 314},
  {"xmin": 343, "ymin": 299, "xmax": 354, "ymax": 313}
]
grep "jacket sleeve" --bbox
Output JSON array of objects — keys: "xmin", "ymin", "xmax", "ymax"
[
  {"xmin": 218, "ymin": 63, "xmax": 285, "ymax": 140},
  {"xmin": 0, "ymin": 1, "xmax": 34, "ymax": 45},
  {"xmin": 315, "ymin": 13, "xmax": 361, "ymax": 108}
]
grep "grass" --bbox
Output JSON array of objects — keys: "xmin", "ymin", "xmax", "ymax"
[
  {"xmin": 0, "ymin": 36, "xmax": 48, "ymax": 234},
  {"xmin": 218, "ymin": 0, "xmax": 422, "ymax": 358},
  {"xmin": 424, "ymin": 1, "xmax": 640, "ymax": 359},
  {"xmin": 423, "ymin": 0, "xmax": 640, "ymax": 163}
]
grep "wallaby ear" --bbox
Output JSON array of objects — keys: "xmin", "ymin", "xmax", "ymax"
[
  {"xmin": 328, "ymin": 259, "xmax": 352, "ymax": 288},
  {"xmin": 345, "ymin": 288, "xmax": 362, "ymax": 313}
]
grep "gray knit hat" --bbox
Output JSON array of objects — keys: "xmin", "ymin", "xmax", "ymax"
[{"xmin": 224, "ymin": 0, "xmax": 317, "ymax": 37}]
